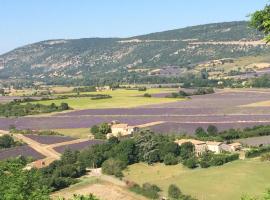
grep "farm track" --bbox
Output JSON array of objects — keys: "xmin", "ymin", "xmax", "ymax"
[{"xmin": 0, "ymin": 130, "xmax": 97, "ymax": 167}]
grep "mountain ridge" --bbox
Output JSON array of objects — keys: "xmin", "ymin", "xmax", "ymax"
[{"xmin": 0, "ymin": 21, "xmax": 269, "ymax": 84}]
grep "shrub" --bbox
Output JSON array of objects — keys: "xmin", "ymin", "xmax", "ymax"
[
  {"xmin": 168, "ymin": 184, "xmax": 181, "ymax": 199},
  {"xmin": 207, "ymin": 125, "xmax": 218, "ymax": 136},
  {"xmin": 245, "ymin": 146, "xmax": 270, "ymax": 158},
  {"xmin": 129, "ymin": 183, "xmax": 160, "ymax": 199},
  {"xmin": 183, "ymin": 157, "xmax": 198, "ymax": 169},
  {"xmin": 138, "ymin": 87, "xmax": 147, "ymax": 91},
  {"xmin": 101, "ymin": 158, "xmax": 126, "ymax": 177},
  {"xmin": 261, "ymin": 153, "xmax": 270, "ymax": 161},
  {"xmin": 164, "ymin": 153, "xmax": 178, "ymax": 165},
  {"xmin": 143, "ymin": 93, "xmax": 151, "ymax": 97}
]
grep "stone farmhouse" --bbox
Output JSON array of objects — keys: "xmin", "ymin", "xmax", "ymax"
[
  {"xmin": 175, "ymin": 139, "xmax": 242, "ymax": 156},
  {"xmin": 107, "ymin": 123, "xmax": 139, "ymax": 138}
]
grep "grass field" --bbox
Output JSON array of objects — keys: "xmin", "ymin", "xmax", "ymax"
[
  {"xmin": 124, "ymin": 159, "xmax": 270, "ymax": 200},
  {"xmin": 243, "ymin": 100, "xmax": 270, "ymax": 107},
  {"xmin": 35, "ymin": 88, "xmax": 180, "ymax": 109},
  {"xmin": 53, "ymin": 128, "xmax": 91, "ymax": 138},
  {"xmin": 51, "ymin": 176, "xmax": 147, "ymax": 200}
]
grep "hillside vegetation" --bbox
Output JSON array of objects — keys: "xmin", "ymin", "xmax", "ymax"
[{"xmin": 0, "ymin": 21, "xmax": 269, "ymax": 85}]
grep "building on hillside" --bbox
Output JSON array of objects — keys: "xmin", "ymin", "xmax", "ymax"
[
  {"xmin": 107, "ymin": 123, "xmax": 139, "ymax": 138},
  {"xmin": 220, "ymin": 142, "xmax": 242, "ymax": 152},
  {"xmin": 175, "ymin": 139, "xmax": 208, "ymax": 156},
  {"xmin": 206, "ymin": 141, "xmax": 223, "ymax": 154},
  {"xmin": 95, "ymin": 86, "xmax": 111, "ymax": 92}
]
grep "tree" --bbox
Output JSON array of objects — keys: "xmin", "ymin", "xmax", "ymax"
[
  {"xmin": 164, "ymin": 153, "xmax": 178, "ymax": 165},
  {"xmin": 195, "ymin": 127, "xmax": 208, "ymax": 138},
  {"xmin": 99, "ymin": 123, "xmax": 111, "ymax": 135},
  {"xmin": 0, "ymin": 135, "xmax": 16, "ymax": 149},
  {"xmin": 180, "ymin": 142, "xmax": 195, "ymax": 160},
  {"xmin": 207, "ymin": 125, "xmax": 218, "ymax": 136},
  {"xmin": 60, "ymin": 103, "xmax": 69, "ymax": 110},
  {"xmin": 168, "ymin": 184, "xmax": 182, "ymax": 199},
  {"xmin": 91, "ymin": 123, "xmax": 111, "ymax": 139},
  {"xmin": 101, "ymin": 158, "xmax": 126, "ymax": 177},
  {"xmin": 0, "ymin": 161, "xmax": 50, "ymax": 200},
  {"xmin": 183, "ymin": 157, "xmax": 198, "ymax": 169},
  {"xmin": 250, "ymin": 4, "xmax": 270, "ymax": 43},
  {"xmin": 61, "ymin": 148, "xmax": 78, "ymax": 165}
]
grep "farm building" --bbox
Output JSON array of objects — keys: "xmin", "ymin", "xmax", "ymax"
[
  {"xmin": 220, "ymin": 143, "xmax": 242, "ymax": 152},
  {"xmin": 107, "ymin": 123, "xmax": 139, "ymax": 138},
  {"xmin": 175, "ymin": 139, "xmax": 208, "ymax": 156},
  {"xmin": 175, "ymin": 139, "xmax": 242, "ymax": 156},
  {"xmin": 206, "ymin": 141, "xmax": 223, "ymax": 154},
  {"xmin": 95, "ymin": 86, "xmax": 111, "ymax": 92}
]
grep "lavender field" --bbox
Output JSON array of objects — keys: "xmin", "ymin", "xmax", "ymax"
[
  {"xmin": 0, "ymin": 145, "xmax": 45, "ymax": 160},
  {"xmin": 54, "ymin": 140, "xmax": 105, "ymax": 153},
  {"xmin": 24, "ymin": 134, "xmax": 75, "ymax": 144},
  {"xmin": 0, "ymin": 89, "xmax": 270, "ymax": 134}
]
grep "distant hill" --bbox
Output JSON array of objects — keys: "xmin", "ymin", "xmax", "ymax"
[{"xmin": 0, "ymin": 21, "xmax": 269, "ymax": 84}]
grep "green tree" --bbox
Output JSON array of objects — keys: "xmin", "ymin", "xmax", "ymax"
[
  {"xmin": 180, "ymin": 142, "xmax": 195, "ymax": 160},
  {"xmin": 163, "ymin": 153, "xmax": 178, "ymax": 165},
  {"xmin": 250, "ymin": 4, "xmax": 270, "ymax": 43},
  {"xmin": 101, "ymin": 158, "xmax": 126, "ymax": 177},
  {"xmin": 183, "ymin": 157, "xmax": 198, "ymax": 169},
  {"xmin": 0, "ymin": 161, "xmax": 50, "ymax": 200},
  {"xmin": 168, "ymin": 184, "xmax": 182, "ymax": 199},
  {"xmin": 0, "ymin": 135, "xmax": 16, "ymax": 149},
  {"xmin": 207, "ymin": 125, "xmax": 218, "ymax": 136},
  {"xmin": 195, "ymin": 127, "xmax": 208, "ymax": 138}
]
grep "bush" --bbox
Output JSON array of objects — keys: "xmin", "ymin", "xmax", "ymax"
[
  {"xmin": 138, "ymin": 87, "xmax": 147, "ymax": 91},
  {"xmin": 129, "ymin": 183, "xmax": 160, "ymax": 199},
  {"xmin": 261, "ymin": 153, "xmax": 270, "ymax": 161},
  {"xmin": 245, "ymin": 146, "xmax": 270, "ymax": 158},
  {"xmin": 164, "ymin": 153, "xmax": 178, "ymax": 165},
  {"xmin": 183, "ymin": 157, "xmax": 198, "ymax": 169},
  {"xmin": 91, "ymin": 123, "xmax": 111, "ymax": 139},
  {"xmin": 101, "ymin": 158, "xmax": 126, "ymax": 177},
  {"xmin": 168, "ymin": 184, "xmax": 181, "ymax": 199},
  {"xmin": 143, "ymin": 93, "xmax": 151, "ymax": 97}
]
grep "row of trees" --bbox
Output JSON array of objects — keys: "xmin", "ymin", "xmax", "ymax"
[
  {"xmin": 79, "ymin": 130, "xmax": 239, "ymax": 176},
  {"xmin": 194, "ymin": 125, "xmax": 270, "ymax": 141},
  {"xmin": 0, "ymin": 102, "xmax": 69, "ymax": 117}
]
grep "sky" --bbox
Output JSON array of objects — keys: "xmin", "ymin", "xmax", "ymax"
[{"xmin": 0, "ymin": 0, "xmax": 268, "ymax": 54}]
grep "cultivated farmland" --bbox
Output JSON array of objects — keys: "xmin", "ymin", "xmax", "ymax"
[
  {"xmin": 0, "ymin": 88, "xmax": 269, "ymax": 134},
  {"xmin": 53, "ymin": 140, "xmax": 105, "ymax": 153},
  {"xmin": 0, "ymin": 145, "xmax": 45, "ymax": 160}
]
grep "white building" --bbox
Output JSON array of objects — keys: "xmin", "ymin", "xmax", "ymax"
[
  {"xmin": 206, "ymin": 141, "xmax": 223, "ymax": 154},
  {"xmin": 107, "ymin": 123, "xmax": 138, "ymax": 138}
]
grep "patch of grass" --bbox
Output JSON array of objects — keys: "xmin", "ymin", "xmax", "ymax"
[
  {"xmin": 124, "ymin": 159, "xmax": 270, "ymax": 200},
  {"xmin": 242, "ymin": 100, "xmax": 270, "ymax": 107},
  {"xmin": 53, "ymin": 128, "xmax": 91, "ymax": 138},
  {"xmin": 34, "ymin": 89, "xmax": 180, "ymax": 109}
]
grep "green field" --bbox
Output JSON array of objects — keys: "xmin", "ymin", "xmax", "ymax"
[
  {"xmin": 53, "ymin": 128, "xmax": 91, "ymax": 138},
  {"xmin": 35, "ymin": 88, "xmax": 180, "ymax": 109},
  {"xmin": 124, "ymin": 159, "xmax": 270, "ymax": 200}
]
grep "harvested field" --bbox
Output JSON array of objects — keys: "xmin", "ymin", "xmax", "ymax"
[
  {"xmin": 53, "ymin": 140, "xmax": 105, "ymax": 153},
  {"xmin": 24, "ymin": 134, "xmax": 75, "ymax": 144},
  {"xmin": 237, "ymin": 135, "xmax": 270, "ymax": 147},
  {"xmin": 0, "ymin": 145, "xmax": 45, "ymax": 160},
  {"xmin": 52, "ymin": 177, "xmax": 147, "ymax": 200}
]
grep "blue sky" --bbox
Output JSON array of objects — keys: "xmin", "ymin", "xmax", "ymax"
[{"xmin": 0, "ymin": 0, "xmax": 268, "ymax": 54}]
